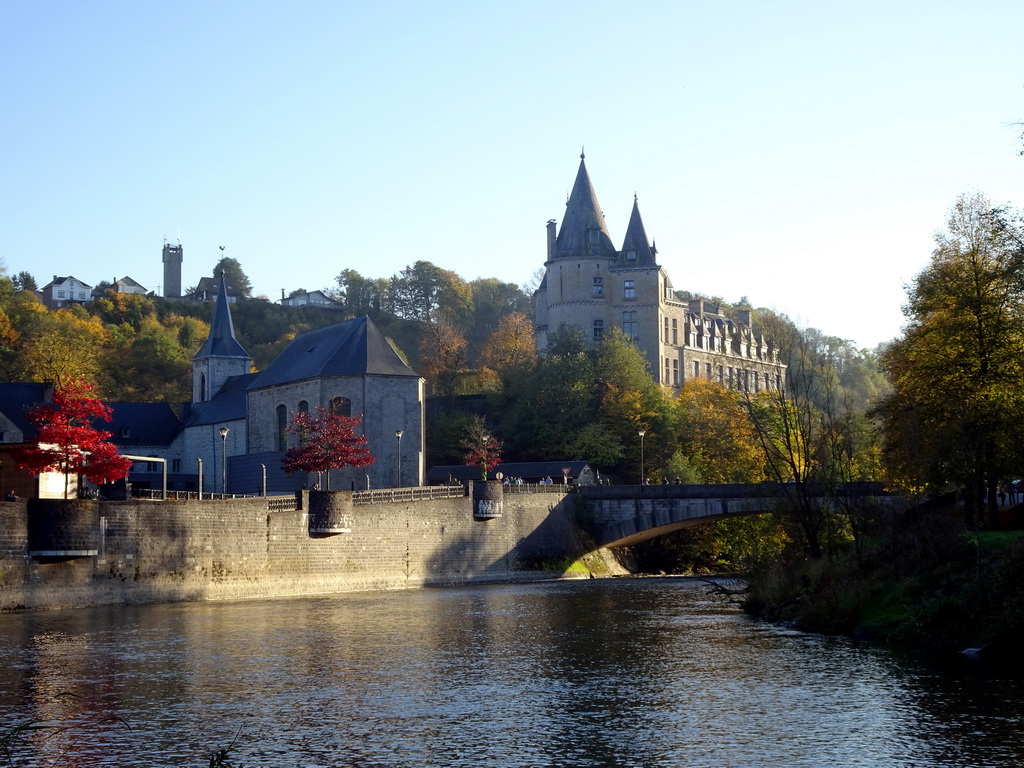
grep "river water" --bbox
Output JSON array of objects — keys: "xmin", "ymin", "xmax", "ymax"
[{"xmin": 1, "ymin": 577, "xmax": 1023, "ymax": 767}]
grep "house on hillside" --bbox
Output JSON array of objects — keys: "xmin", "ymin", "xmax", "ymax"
[
  {"xmin": 38, "ymin": 276, "xmax": 93, "ymax": 310},
  {"xmin": 280, "ymin": 289, "xmax": 343, "ymax": 309},
  {"xmin": 185, "ymin": 276, "xmax": 243, "ymax": 303}
]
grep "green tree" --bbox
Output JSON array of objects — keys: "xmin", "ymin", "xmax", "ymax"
[
  {"xmin": 878, "ymin": 194, "xmax": 1024, "ymax": 526},
  {"xmin": 212, "ymin": 256, "xmax": 253, "ymax": 298},
  {"xmin": 392, "ymin": 261, "xmax": 473, "ymax": 326}
]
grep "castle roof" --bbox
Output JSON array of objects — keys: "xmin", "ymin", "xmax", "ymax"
[
  {"xmin": 192, "ymin": 274, "xmax": 250, "ymax": 361},
  {"xmin": 552, "ymin": 154, "xmax": 618, "ymax": 260},
  {"xmin": 619, "ymin": 195, "xmax": 658, "ymax": 267},
  {"xmin": 247, "ymin": 315, "xmax": 419, "ymax": 391}
]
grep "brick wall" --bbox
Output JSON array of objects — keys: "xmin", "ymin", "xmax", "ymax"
[{"xmin": 0, "ymin": 491, "xmax": 612, "ymax": 611}]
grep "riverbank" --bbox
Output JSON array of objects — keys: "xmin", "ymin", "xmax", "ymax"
[{"xmin": 742, "ymin": 508, "xmax": 1024, "ymax": 657}]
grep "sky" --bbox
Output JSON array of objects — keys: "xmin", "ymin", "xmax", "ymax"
[{"xmin": 2, "ymin": 1, "xmax": 1022, "ymax": 350}]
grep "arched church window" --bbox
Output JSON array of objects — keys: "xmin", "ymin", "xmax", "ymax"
[
  {"xmin": 332, "ymin": 396, "xmax": 351, "ymax": 417},
  {"xmin": 276, "ymin": 404, "xmax": 288, "ymax": 452},
  {"xmin": 298, "ymin": 400, "xmax": 309, "ymax": 414}
]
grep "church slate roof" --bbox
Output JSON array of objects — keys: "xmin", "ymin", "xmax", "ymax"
[
  {"xmin": 552, "ymin": 154, "xmax": 618, "ymax": 260},
  {"xmin": 181, "ymin": 373, "xmax": 257, "ymax": 428},
  {"xmin": 247, "ymin": 315, "xmax": 419, "ymax": 391},
  {"xmin": 0, "ymin": 382, "xmax": 48, "ymax": 437},
  {"xmin": 192, "ymin": 275, "xmax": 249, "ymax": 360}
]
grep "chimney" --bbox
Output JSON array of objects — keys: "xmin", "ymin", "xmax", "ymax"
[{"xmin": 546, "ymin": 219, "xmax": 556, "ymax": 260}]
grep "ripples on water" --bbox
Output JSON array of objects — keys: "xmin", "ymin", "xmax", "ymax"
[{"xmin": 1, "ymin": 578, "xmax": 1023, "ymax": 767}]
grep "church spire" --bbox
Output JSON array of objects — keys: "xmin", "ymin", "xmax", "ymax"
[
  {"xmin": 193, "ymin": 272, "xmax": 249, "ymax": 360},
  {"xmin": 552, "ymin": 154, "xmax": 617, "ymax": 260}
]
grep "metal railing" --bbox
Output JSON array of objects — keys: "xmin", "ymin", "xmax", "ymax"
[
  {"xmin": 502, "ymin": 482, "xmax": 572, "ymax": 495},
  {"xmin": 353, "ymin": 485, "xmax": 466, "ymax": 506}
]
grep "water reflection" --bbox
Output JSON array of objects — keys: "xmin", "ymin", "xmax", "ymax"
[{"xmin": 2, "ymin": 579, "xmax": 1023, "ymax": 767}]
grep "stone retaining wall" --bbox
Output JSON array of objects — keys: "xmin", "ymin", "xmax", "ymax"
[{"xmin": 0, "ymin": 491, "xmax": 616, "ymax": 611}]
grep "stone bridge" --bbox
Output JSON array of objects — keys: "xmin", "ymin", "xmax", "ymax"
[{"xmin": 575, "ymin": 482, "xmax": 893, "ymax": 548}]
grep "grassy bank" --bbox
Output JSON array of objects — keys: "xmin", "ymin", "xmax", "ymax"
[{"xmin": 742, "ymin": 509, "xmax": 1024, "ymax": 656}]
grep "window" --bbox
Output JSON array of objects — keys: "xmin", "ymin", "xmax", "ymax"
[
  {"xmin": 706, "ymin": 362, "xmax": 712, "ymax": 378},
  {"xmin": 587, "ymin": 229, "xmax": 600, "ymax": 244},
  {"xmin": 663, "ymin": 317, "xmax": 669, "ymax": 343},
  {"xmin": 622, "ymin": 311, "xmax": 637, "ymax": 340},
  {"xmin": 57, "ymin": 290, "xmax": 65, "ymax": 299},
  {"xmin": 593, "ymin": 319, "xmax": 603, "ymax": 339},
  {"xmin": 146, "ymin": 459, "xmax": 157, "ymax": 472},
  {"xmin": 718, "ymin": 366, "xmax": 725, "ymax": 385},
  {"xmin": 298, "ymin": 400, "xmax": 309, "ymax": 414},
  {"xmin": 626, "ymin": 249, "xmax": 637, "ymax": 261},
  {"xmin": 664, "ymin": 357, "xmax": 670, "ymax": 383},
  {"xmin": 671, "ymin": 319, "xmax": 678, "ymax": 345},
  {"xmin": 673, "ymin": 360, "xmax": 679, "ymax": 386},
  {"xmin": 693, "ymin": 361, "xmax": 700, "ymax": 378},
  {"xmin": 332, "ymin": 396, "xmax": 351, "ymax": 417},
  {"xmin": 624, "ymin": 280, "xmax": 635, "ymax": 299},
  {"xmin": 121, "ymin": 427, "xmax": 131, "ymax": 438},
  {"xmin": 593, "ymin": 277, "xmax": 603, "ymax": 297},
  {"xmin": 277, "ymin": 404, "xmax": 288, "ymax": 451},
  {"xmin": 78, "ymin": 292, "xmax": 86, "ymax": 300},
  {"xmin": 172, "ymin": 459, "xmax": 181, "ymax": 473}
]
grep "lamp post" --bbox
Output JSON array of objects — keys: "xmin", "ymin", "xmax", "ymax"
[
  {"xmin": 395, "ymin": 430, "xmax": 404, "ymax": 488},
  {"xmin": 638, "ymin": 429, "xmax": 646, "ymax": 485},
  {"xmin": 219, "ymin": 427, "xmax": 229, "ymax": 496}
]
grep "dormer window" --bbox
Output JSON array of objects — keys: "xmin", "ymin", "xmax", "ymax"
[
  {"xmin": 626, "ymin": 250, "xmax": 637, "ymax": 261},
  {"xmin": 587, "ymin": 229, "xmax": 600, "ymax": 245},
  {"xmin": 121, "ymin": 427, "xmax": 131, "ymax": 438}
]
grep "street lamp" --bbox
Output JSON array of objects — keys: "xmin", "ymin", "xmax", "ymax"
[
  {"xmin": 638, "ymin": 429, "xmax": 646, "ymax": 485},
  {"xmin": 395, "ymin": 430, "xmax": 404, "ymax": 488},
  {"xmin": 219, "ymin": 427, "xmax": 229, "ymax": 496}
]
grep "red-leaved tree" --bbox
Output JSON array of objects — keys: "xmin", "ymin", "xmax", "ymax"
[
  {"xmin": 461, "ymin": 415, "xmax": 502, "ymax": 481},
  {"xmin": 281, "ymin": 407, "xmax": 376, "ymax": 489},
  {"xmin": 14, "ymin": 377, "xmax": 133, "ymax": 498}
]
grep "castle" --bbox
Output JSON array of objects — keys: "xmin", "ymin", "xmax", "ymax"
[{"xmin": 534, "ymin": 154, "xmax": 785, "ymax": 391}]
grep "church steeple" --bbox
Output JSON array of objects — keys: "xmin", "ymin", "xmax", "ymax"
[
  {"xmin": 551, "ymin": 153, "xmax": 618, "ymax": 260},
  {"xmin": 192, "ymin": 273, "xmax": 251, "ymax": 402},
  {"xmin": 620, "ymin": 194, "xmax": 658, "ymax": 267}
]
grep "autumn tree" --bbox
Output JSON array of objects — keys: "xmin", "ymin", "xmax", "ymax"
[
  {"xmin": 14, "ymin": 377, "xmax": 133, "ymax": 498},
  {"xmin": 461, "ymin": 415, "xmax": 502, "ymax": 481},
  {"xmin": 281, "ymin": 407, "xmax": 375, "ymax": 489},
  {"xmin": 419, "ymin": 316, "xmax": 469, "ymax": 398},
  {"xmin": 479, "ymin": 312, "xmax": 537, "ymax": 377},
  {"xmin": 878, "ymin": 194, "xmax": 1024, "ymax": 526},
  {"xmin": 17, "ymin": 309, "xmax": 109, "ymax": 388},
  {"xmin": 675, "ymin": 378, "xmax": 764, "ymax": 483}
]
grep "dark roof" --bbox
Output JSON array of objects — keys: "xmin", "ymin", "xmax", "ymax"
[
  {"xmin": 182, "ymin": 373, "xmax": 256, "ymax": 428},
  {"xmin": 427, "ymin": 460, "xmax": 593, "ymax": 484},
  {"xmin": 552, "ymin": 154, "xmax": 617, "ymax": 260},
  {"xmin": 619, "ymin": 195, "xmax": 658, "ymax": 267},
  {"xmin": 192, "ymin": 275, "xmax": 250, "ymax": 360},
  {"xmin": 248, "ymin": 315, "xmax": 419, "ymax": 391},
  {"xmin": 104, "ymin": 402, "xmax": 181, "ymax": 447},
  {"xmin": 0, "ymin": 382, "xmax": 49, "ymax": 438}
]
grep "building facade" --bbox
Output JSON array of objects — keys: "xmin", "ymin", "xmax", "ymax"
[{"xmin": 534, "ymin": 155, "xmax": 785, "ymax": 391}]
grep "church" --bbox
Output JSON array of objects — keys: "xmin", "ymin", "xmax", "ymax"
[
  {"xmin": 0, "ymin": 277, "xmax": 425, "ymax": 498},
  {"xmin": 534, "ymin": 154, "xmax": 785, "ymax": 392}
]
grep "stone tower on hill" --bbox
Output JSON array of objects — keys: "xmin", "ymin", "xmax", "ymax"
[
  {"xmin": 162, "ymin": 241, "xmax": 183, "ymax": 299},
  {"xmin": 534, "ymin": 154, "xmax": 785, "ymax": 392}
]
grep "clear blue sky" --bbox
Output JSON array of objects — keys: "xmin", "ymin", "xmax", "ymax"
[{"xmin": 2, "ymin": 0, "xmax": 1021, "ymax": 350}]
